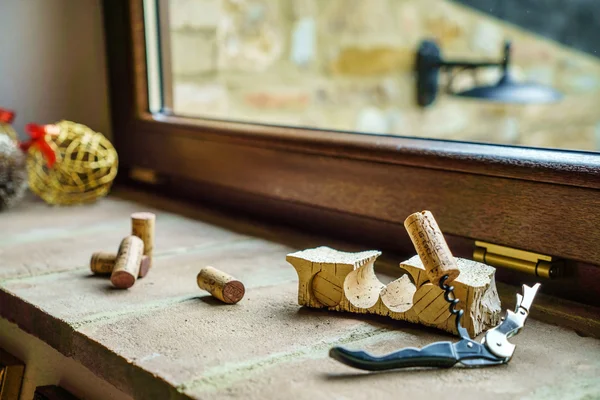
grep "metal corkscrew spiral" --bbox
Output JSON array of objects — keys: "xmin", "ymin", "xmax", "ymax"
[{"xmin": 439, "ymin": 275, "xmax": 470, "ymax": 339}]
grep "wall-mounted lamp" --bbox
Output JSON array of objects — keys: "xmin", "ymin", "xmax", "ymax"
[{"xmin": 415, "ymin": 40, "xmax": 563, "ymax": 107}]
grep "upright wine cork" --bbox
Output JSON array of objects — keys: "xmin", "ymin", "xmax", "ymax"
[
  {"xmin": 197, "ymin": 266, "xmax": 245, "ymax": 304},
  {"xmin": 404, "ymin": 210, "xmax": 460, "ymax": 284},
  {"xmin": 90, "ymin": 252, "xmax": 151, "ymax": 278},
  {"xmin": 111, "ymin": 236, "xmax": 144, "ymax": 289},
  {"xmin": 131, "ymin": 212, "xmax": 155, "ymax": 266}
]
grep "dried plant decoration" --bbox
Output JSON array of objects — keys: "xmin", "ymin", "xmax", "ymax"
[
  {"xmin": 0, "ymin": 109, "xmax": 27, "ymax": 210},
  {"xmin": 0, "ymin": 134, "xmax": 27, "ymax": 210}
]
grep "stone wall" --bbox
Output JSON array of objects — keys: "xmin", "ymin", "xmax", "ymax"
[{"xmin": 168, "ymin": 0, "xmax": 600, "ymax": 151}]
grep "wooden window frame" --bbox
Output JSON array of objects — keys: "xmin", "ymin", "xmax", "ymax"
[{"xmin": 103, "ymin": 0, "xmax": 600, "ymax": 302}]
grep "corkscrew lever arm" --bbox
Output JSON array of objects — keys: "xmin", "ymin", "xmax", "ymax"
[{"xmin": 330, "ymin": 341, "xmax": 460, "ymax": 371}]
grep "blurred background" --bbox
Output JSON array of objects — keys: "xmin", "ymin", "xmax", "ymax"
[
  {"xmin": 1, "ymin": 0, "xmax": 598, "ymax": 152},
  {"xmin": 164, "ymin": 0, "xmax": 600, "ymax": 151}
]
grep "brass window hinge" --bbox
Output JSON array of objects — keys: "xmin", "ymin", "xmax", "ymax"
[
  {"xmin": 473, "ymin": 241, "xmax": 563, "ymax": 279},
  {"xmin": 129, "ymin": 167, "xmax": 164, "ymax": 185}
]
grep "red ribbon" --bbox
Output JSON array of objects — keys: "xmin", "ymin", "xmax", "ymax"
[
  {"xmin": 0, "ymin": 108, "xmax": 15, "ymax": 124},
  {"xmin": 20, "ymin": 124, "xmax": 57, "ymax": 168}
]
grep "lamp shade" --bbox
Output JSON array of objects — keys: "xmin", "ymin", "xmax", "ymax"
[{"xmin": 454, "ymin": 74, "xmax": 563, "ymax": 104}]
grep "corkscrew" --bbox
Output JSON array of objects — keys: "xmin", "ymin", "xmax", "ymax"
[
  {"xmin": 329, "ymin": 210, "xmax": 541, "ymax": 371},
  {"xmin": 440, "ymin": 275, "xmax": 469, "ymax": 340},
  {"xmin": 330, "ymin": 277, "xmax": 540, "ymax": 370}
]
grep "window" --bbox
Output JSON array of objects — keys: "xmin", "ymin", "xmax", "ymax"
[
  {"xmin": 156, "ymin": 0, "xmax": 600, "ymax": 152},
  {"xmin": 104, "ymin": 0, "xmax": 600, "ymax": 304}
]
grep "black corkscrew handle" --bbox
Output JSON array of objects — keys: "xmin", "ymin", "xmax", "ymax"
[{"xmin": 329, "ymin": 341, "xmax": 459, "ymax": 371}]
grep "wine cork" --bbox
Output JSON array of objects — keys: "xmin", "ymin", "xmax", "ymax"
[
  {"xmin": 197, "ymin": 266, "xmax": 245, "ymax": 304},
  {"xmin": 90, "ymin": 252, "xmax": 151, "ymax": 278},
  {"xmin": 131, "ymin": 212, "xmax": 155, "ymax": 266},
  {"xmin": 90, "ymin": 252, "xmax": 117, "ymax": 275},
  {"xmin": 111, "ymin": 236, "xmax": 144, "ymax": 289},
  {"xmin": 404, "ymin": 210, "xmax": 460, "ymax": 284}
]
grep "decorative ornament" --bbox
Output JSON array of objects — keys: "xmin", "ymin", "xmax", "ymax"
[
  {"xmin": 0, "ymin": 108, "xmax": 18, "ymax": 142},
  {"xmin": 0, "ymin": 134, "xmax": 27, "ymax": 210},
  {"xmin": 20, "ymin": 120, "xmax": 118, "ymax": 205}
]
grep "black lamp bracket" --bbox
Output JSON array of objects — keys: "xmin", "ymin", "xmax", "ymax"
[{"xmin": 416, "ymin": 40, "xmax": 511, "ymax": 107}]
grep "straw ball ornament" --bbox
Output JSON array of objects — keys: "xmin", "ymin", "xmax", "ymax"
[
  {"xmin": 0, "ymin": 134, "xmax": 27, "ymax": 210},
  {"xmin": 21, "ymin": 121, "xmax": 118, "ymax": 205}
]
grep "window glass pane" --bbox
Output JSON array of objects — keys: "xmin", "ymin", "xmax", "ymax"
[
  {"xmin": 144, "ymin": 0, "xmax": 162, "ymax": 113},
  {"xmin": 153, "ymin": 0, "xmax": 600, "ymax": 152}
]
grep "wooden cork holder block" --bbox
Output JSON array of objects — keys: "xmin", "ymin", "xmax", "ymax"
[{"xmin": 287, "ymin": 246, "xmax": 501, "ymax": 337}]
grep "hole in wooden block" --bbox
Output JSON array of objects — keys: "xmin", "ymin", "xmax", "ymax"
[
  {"xmin": 311, "ymin": 270, "xmax": 343, "ymax": 307},
  {"xmin": 344, "ymin": 258, "xmax": 384, "ymax": 309},
  {"xmin": 380, "ymin": 274, "xmax": 417, "ymax": 313}
]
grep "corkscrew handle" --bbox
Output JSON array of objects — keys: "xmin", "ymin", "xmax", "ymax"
[{"xmin": 329, "ymin": 342, "xmax": 458, "ymax": 371}]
